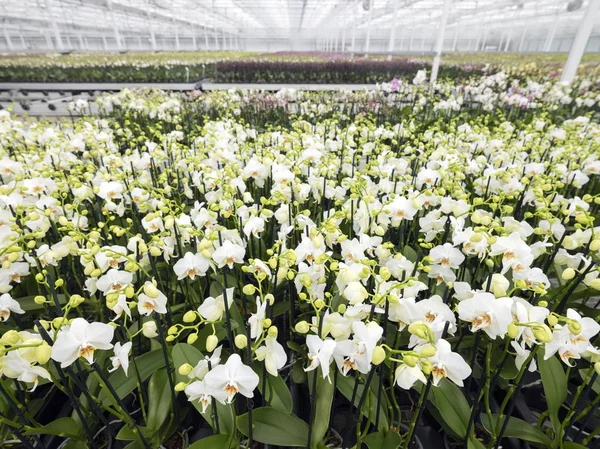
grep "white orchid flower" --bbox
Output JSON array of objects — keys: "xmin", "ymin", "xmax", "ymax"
[
  {"xmin": 51, "ymin": 318, "xmax": 114, "ymax": 368},
  {"xmin": 255, "ymin": 336, "xmax": 287, "ymax": 376},
  {"xmin": 304, "ymin": 334, "xmax": 337, "ymax": 381},
  {"xmin": 0, "ymin": 293, "xmax": 24, "ymax": 321},
  {"xmin": 109, "ymin": 341, "xmax": 132, "ymax": 375},
  {"xmin": 203, "ymin": 354, "xmax": 259, "ymax": 404}
]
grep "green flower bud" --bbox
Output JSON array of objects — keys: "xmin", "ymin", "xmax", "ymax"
[
  {"xmin": 380, "ymin": 267, "xmax": 391, "ymax": 281},
  {"xmin": 242, "ymin": 284, "xmax": 256, "ymax": 295},
  {"xmin": 403, "ymin": 354, "xmax": 419, "ymax": 368},
  {"xmin": 174, "ymin": 382, "xmax": 187, "ymax": 392},
  {"xmin": 235, "ymin": 334, "xmax": 248, "ymax": 349},
  {"xmin": 206, "ymin": 334, "xmax": 218, "ymax": 352},
  {"xmin": 419, "ymin": 346, "xmax": 437, "ymax": 358},
  {"xmin": 183, "ymin": 311, "xmax": 197, "ymax": 323},
  {"xmin": 568, "ymin": 321, "xmax": 582, "ymax": 335},
  {"xmin": 562, "ymin": 268, "xmax": 576, "ymax": 281},
  {"xmin": 533, "ymin": 324, "xmax": 553, "ymax": 343},
  {"xmin": 178, "ymin": 363, "xmax": 193, "ymax": 376},
  {"xmin": 507, "ymin": 323, "xmax": 519, "ymax": 339},
  {"xmin": 295, "ymin": 321, "xmax": 310, "ymax": 334},
  {"xmin": 267, "ymin": 326, "xmax": 278, "ymax": 338},
  {"xmin": 372, "ymin": 346, "xmax": 386, "ymax": 365},
  {"xmin": 187, "ymin": 333, "xmax": 199, "ymax": 345},
  {"xmin": 408, "ymin": 321, "xmax": 429, "ymax": 340},
  {"xmin": 143, "ymin": 283, "xmax": 159, "ymax": 299}
]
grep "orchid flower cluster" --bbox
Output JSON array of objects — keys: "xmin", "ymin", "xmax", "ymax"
[{"xmin": 0, "ymin": 74, "xmax": 600, "ymax": 449}]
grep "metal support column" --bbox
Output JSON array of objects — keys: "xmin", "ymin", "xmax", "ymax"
[
  {"xmin": 544, "ymin": 12, "xmax": 560, "ymax": 52},
  {"xmin": 387, "ymin": 0, "xmax": 399, "ymax": 60},
  {"xmin": 3, "ymin": 28, "xmax": 13, "ymax": 52},
  {"xmin": 518, "ymin": 28, "xmax": 527, "ymax": 52},
  {"xmin": 430, "ymin": 0, "xmax": 451, "ymax": 83},
  {"xmin": 365, "ymin": 0, "xmax": 374, "ymax": 57},
  {"xmin": 561, "ymin": 0, "xmax": 600, "ymax": 83}
]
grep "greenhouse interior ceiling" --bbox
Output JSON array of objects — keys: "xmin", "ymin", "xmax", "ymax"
[{"xmin": 2, "ymin": 0, "xmax": 600, "ymax": 53}]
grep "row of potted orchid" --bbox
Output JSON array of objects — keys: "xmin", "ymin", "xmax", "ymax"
[
  {"xmin": 2, "ymin": 51, "xmax": 600, "ymax": 84},
  {"xmin": 1, "ymin": 68, "xmax": 600, "ymax": 449}
]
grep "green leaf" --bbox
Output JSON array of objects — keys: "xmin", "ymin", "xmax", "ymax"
[
  {"xmin": 253, "ymin": 362, "xmax": 293, "ymax": 414},
  {"xmin": 579, "ymin": 368, "xmax": 600, "ymax": 394},
  {"xmin": 204, "ymin": 401, "xmax": 236, "ymax": 436},
  {"xmin": 188, "ymin": 434, "xmax": 231, "ymax": 449},
  {"xmin": 538, "ymin": 356, "xmax": 567, "ymax": 434},
  {"xmin": 115, "ymin": 425, "xmax": 154, "ymax": 441},
  {"xmin": 429, "ymin": 378, "xmax": 471, "ymax": 438},
  {"xmin": 363, "ymin": 430, "xmax": 403, "ymax": 449},
  {"xmin": 147, "ymin": 368, "xmax": 173, "ymax": 430},
  {"xmin": 61, "ymin": 441, "xmax": 89, "ymax": 449},
  {"xmin": 236, "ymin": 406, "xmax": 308, "ymax": 447},
  {"xmin": 564, "ymin": 443, "xmax": 588, "ymax": 449},
  {"xmin": 100, "ymin": 349, "xmax": 166, "ymax": 405},
  {"xmin": 172, "ymin": 343, "xmax": 203, "ymax": 384},
  {"xmin": 480, "ymin": 414, "xmax": 553, "ymax": 446},
  {"xmin": 310, "ymin": 372, "xmax": 335, "ymax": 447},
  {"xmin": 337, "ymin": 374, "xmax": 389, "ymax": 430},
  {"xmin": 23, "ymin": 417, "xmax": 84, "ymax": 441}
]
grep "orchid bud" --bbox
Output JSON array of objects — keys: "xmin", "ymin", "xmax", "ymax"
[
  {"xmin": 142, "ymin": 321, "xmax": 158, "ymax": 338},
  {"xmin": 419, "ymin": 346, "xmax": 437, "ymax": 358},
  {"xmin": 403, "ymin": 354, "xmax": 419, "ymax": 368},
  {"xmin": 34, "ymin": 295, "xmax": 47, "ymax": 305},
  {"xmin": 35, "ymin": 342, "xmax": 52, "ymax": 365},
  {"xmin": 547, "ymin": 314, "xmax": 559, "ymax": 327},
  {"xmin": 68, "ymin": 294, "xmax": 85, "ymax": 308},
  {"xmin": 591, "ymin": 240, "xmax": 600, "ymax": 251},
  {"xmin": 149, "ymin": 246, "xmax": 162, "ymax": 257},
  {"xmin": 295, "ymin": 321, "xmax": 310, "ymax": 334},
  {"xmin": 263, "ymin": 318, "xmax": 272, "ymax": 328},
  {"xmin": 174, "ymin": 382, "xmax": 187, "ymax": 392},
  {"xmin": 421, "ymin": 359, "xmax": 432, "ymax": 375},
  {"xmin": 178, "ymin": 363, "xmax": 193, "ymax": 376},
  {"xmin": 589, "ymin": 279, "xmax": 600, "ymax": 291},
  {"xmin": 187, "ymin": 333, "xmax": 198, "ymax": 345},
  {"xmin": 337, "ymin": 304, "xmax": 347, "ymax": 314},
  {"xmin": 0, "ymin": 330, "xmax": 20, "ymax": 345},
  {"xmin": 514, "ymin": 279, "xmax": 527, "ymax": 289},
  {"xmin": 265, "ymin": 294, "xmax": 275, "ymax": 306},
  {"xmin": 183, "ymin": 311, "xmax": 197, "ymax": 323},
  {"xmin": 380, "ymin": 267, "xmax": 391, "ymax": 281},
  {"xmin": 235, "ymin": 334, "xmax": 248, "ymax": 349},
  {"xmin": 372, "ymin": 346, "xmax": 386, "ymax": 365},
  {"xmin": 562, "ymin": 268, "xmax": 576, "ymax": 281},
  {"xmin": 538, "ymin": 300, "xmax": 548, "ymax": 307},
  {"xmin": 268, "ymin": 326, "xmax": 278, "ymax": 338},
  {"xmin": 167, "ymin": 325, "xmax": 179, "ymax": 335},
  {"xmin": 242, "ymin": 284, "xmax": 256, "ymax": 295},
  {"xmin": 532, "ymin": 325, "xmax": 553, "ymax": 343},
  {"xmin": 143, "ymin": 283, "xmax": 159, "ymax": 299},
  {"xmin": 90, "ymin": 268, "xmax": 102, "ymax": 278},
  {"xmin": 568, "ymin": 321, "xmax": 582, "ymax": 335},
  {"xmin": 507, "ymin": 323, "xmax": 519, "ymax": 339},
  {"xmin": 408, "ymin": 321, "xmax": 429, "ymax": 340},
  {"xmin": 206, "ymin": 335, "xmax": 218, "ymax": 352}
]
